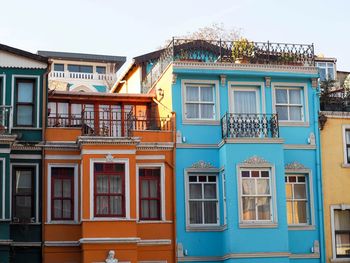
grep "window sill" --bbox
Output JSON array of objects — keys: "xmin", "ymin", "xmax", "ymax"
[
  {"xmin": 137, "ymin": 220, "xmax": 172, "ymax": 224},
  {"xmin": 279, "ymin": 122, "xmax": 309, "ymax": 127},
  {"xmin": 341, "ymin": 163, "xmax": 350, "ymax": 168},
  {"xmin": 10, "ymin": 222, "xmax": 41, "ymax": 225},
  {"xmin": 288, "ymin": 225, "xmax": 315, "ymax": 230},
  {"xmin": 182, "ymin": 120, "xmax": 220, "ymax": 126},
  {"xmin": 239, "ymin": 223, "xmax": 278, "ymax": 228},
  {"xmin": 12, "ymin": 127, "xmax": 41, "ymax": 130},
  {"xmin": 85, "ymin": 218, "xmax": 136, "ymax": 222},
  {"xmin": 331, "ymin": 258, "xmax": 350, "ymax": 262},
  {"xmin": 186, "ymin": 224, "xmax": 227, "ymax": 232},
  {"xmin": 46, "ymin": 221, "xmax": 80, "ymax": 225}
]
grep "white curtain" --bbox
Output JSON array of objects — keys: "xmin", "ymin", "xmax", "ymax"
[
  {"xmin": 257, "ymin": 197, "xmax": 271, "ymax": 220},
  {"xmin": 242, "ymin": 197, "xmax": 256, "ymax": 220},
  {"xmin": 204, "ymin": 201, "xmax": 217, "ymax": 224},
  {"xmin": 234, "ymin": 91, "xmax": 257, "ymax": 114},
  {"xmin": 242, "ymin": 179, "xmax": 255, "ymax": 195},
  {"xmin": 189, "ymin": 201, "xmax": 202, "ymax": 224},
  {"xmin": 186, "ymin": 86, "xmax": 199, "ymax": 101},
  {"xmin": 257, "ymin": 179, "xmax": 270, "ymax": 195},
  {"xmin": 62, "ymin": 200, "xmax": 71, "ymax": 218},
  {"xmin": 276, "ymin": 89, "xmax": 288, "ymax": 104},
  {"xmin": 200, "ymin": 86, "xmax": 214, "ymax": 102}
]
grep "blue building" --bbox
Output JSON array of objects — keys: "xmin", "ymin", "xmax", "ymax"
[{"xmin": 115, "ymin": 39, "xmax": 324, "ymax": 263}]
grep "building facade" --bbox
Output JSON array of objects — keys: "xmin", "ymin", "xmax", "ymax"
[
  {"xmin": 42, "ymin": 91, "xmax": 176, "ymax": 263},
  {"xmin": 0, "ymin": 43, "xmax": 49, "ymax": 263},
  {"xmin": 118, "ymin": 39, "xmax": 325, "ymax": 262}
]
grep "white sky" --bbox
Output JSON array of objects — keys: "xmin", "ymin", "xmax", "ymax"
[{"xmin": 1, "ymin": 0, "xmax": 348, "ymax": 70}]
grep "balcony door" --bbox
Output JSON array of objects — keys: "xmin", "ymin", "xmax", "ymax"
[{"xmin": 231, "ymin": 87, "xmax": 260, "ymax": 115}]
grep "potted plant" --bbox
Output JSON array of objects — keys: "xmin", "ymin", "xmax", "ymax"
[{"xmin": 232, "ymin": 38, "xmax": 255, "ymax": 63}]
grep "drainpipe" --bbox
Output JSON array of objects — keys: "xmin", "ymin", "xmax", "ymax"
[
  {"xmin": 314, "ymin": 83, "xmax": 325, "ymax": 263},
  {"xmin": 171, "ymin": 112, "xmax": 177, "ymax": 263}
]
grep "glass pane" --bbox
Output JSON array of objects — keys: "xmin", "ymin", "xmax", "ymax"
[
  {"xmin": 150, "ymin": 200, "xmax": 159, "ymax": 218},
  {"xmin": 186, "ymin": 104, "xmax": 199, "ymax": 119},
  {"xmin": 336, "ymin": 233, "xmax": 350, "ymax": 256},
  {"xmin": 141, "ymin": 180, "xmax": 149, "ymax": 198},
  {"xmin": 201, "ymin": 104, "xmax": 214, "ymax": 119},
  {"xmin": 189, "ymin": 201, "xmax": 202, "ymax": 224},
  {"xmin": 62, "ymin": 179, "xmax": 71, "ymax": 198},
  {"xmin": 294, "ymin": 201, "xmax": 307, "ymax": 224},
  {"xmin": 242, "ymin": 179, "xmax": 255, "ymax": 195},
  {"xmin": 57, "ymin": 103, "xmax": 68, "ymax": 115},
  {"xmin": 204, "ymin": 201, "xmax": 217, "ymax": 224},
  {"xmin": 18, "ymin": 82, "xmax": 33, "ymax": 102},
  {"xmin": 141, "ymin": 200, "xmax": 149, "ymax": 218},
  {"xmin": 294, "ymin": 184, "xmax": 306, "ymax": 199},
  {"xmin": 234, "ymin": 90, "xmax": 257, "ymax": 114},
  {"xmin": 346, "ymin": 131, "xmax": 350, "ymax": 144},
  {"xmin": 285, "ymin": 184, "xmax": 292, "ymax": 199},
  {"xmin": 242, "ymin": 197, "xmax": 256, "ymax": 220},
  {"xmin": 257, "ymin": 179, "xmax": 270, "ymax": 195},
  {"xmin": 289, "ymin": 89, "xmax": 301, "ymax": 104},
  {"xmin": 110, "ymin": 196, "xmax": 122, "ymax": 215},
  {"xmin": 189, "ymin": 176, "xmax": 197, "ymax": 182},
  {"xmin": 54, "ymin": 64, "xmax": 64, "ymax": 71},
  {"xmin": 287, "ymin": 201, "xmax": 293, "ymax": 224},
  {"xmin": 204, "ymin": 184, "xmax": 216, "ymax": 199},
  {"xmin": 251, "ymin": 171, "xmax": 259, "ymax": 178},
  {"xmin": 289, "ymin": 106, "xmax": 302, "ymax": 121},
  {"xmin": 54, "ymin": 200, "xmax": 62, "ymax": 219},
  {"xmin": 15, "ymin": 170, "xmax": 32, "ymax": 194},
  {"xmin": 80, "ymin": 65, "xmax": 93, "ymax": 73},
  {"xmin": 110, "ymin": 175, "xmax": 122, "ymax": 194},
  {"xmin": 15, "ymin": 196, "xmax": 32, "ymax": 219},
  {"xmin": 96, "ymin": 66, "xmax": 106, "ymax": 74},
  {"xmin": 276, "ymin": 106, "xmax": 288, "ymax": 120},
  {"xmin": 54, "ymin": 179, "xmax": 62, "ymax": 198},
  {"xmin": 241, "ymin": 171, "xmax": 249, "ymax": 177},
  {"xmin": 319, "ymin": 68, "xmax": 326, "ymax": 81},
  {"xmin": 189, "ymin": 184, "xmax": 202, "ymax": 199},
  {"xmin": 96, "ymin": 196, "xmax": 109, "ymax": 215},
  {"xmin": 257, "ymin": 197, "xmax": 271, "ymax": 220},
  {"xmin": 96, "ymin": 175, "xmax": 108, "ymax": 193},
  {"xmin": 149, "ymin": 179, "xmax": 158, "ymax": 198},
  {"xmin": 335, "ymin": 210, "xmax": 350, "ymax": 230},
  {"xmin": 261, "ymin": 171, "xmax": 269, "ymax": 178},
  {"xmin": 200, "ymin": 86, "xmax": 214, "ymax": 102},
  {"xmin": 62, "ymin": 200, "xmax": 71, "ymax": 219},
  {"xmin": 17, "ymin": 105, "xmax": 33, "ymax": 125},
  {"xmin": 276, "ymin": 89, "xmax": 288, "ymax": 104},
  {"xmin": 186, "ymin": 86, "xmax": 199, "ymax": 101}
]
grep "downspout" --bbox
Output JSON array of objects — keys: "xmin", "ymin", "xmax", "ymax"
[
  {"xmin": 314, "ymin": 83, "xmax": 325, "ymax": 263},
  {"xmin": 171, "ymin": 111, "xmax": 177, "ymax": 263}
]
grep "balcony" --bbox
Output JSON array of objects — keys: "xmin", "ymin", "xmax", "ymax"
[
  {"xmin": 48, "ymin": 110, "xmax": 173, "ymax": 137},
  {"xmin": 221, "ymin": 113, "xmax": 279, "ymax": 139},
  {"xmin": 49, "ymin": 71, "xmax": 117, "ymax": 82},
  {"xmin": 142, "ymin": 38, "xmax": 315, "ymax": 92},
  {"xmin": 0, "ymin": 106, "xmax": 11, "ymax": 135}
]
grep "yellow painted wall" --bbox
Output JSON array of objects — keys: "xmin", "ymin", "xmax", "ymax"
[
  {"xmin": 119, "ymin": 67, "xmax": 142, "ymax": 94},
  {"xmin": 321, "ymin": 116, "xmax": 350, "ymax": 262}
]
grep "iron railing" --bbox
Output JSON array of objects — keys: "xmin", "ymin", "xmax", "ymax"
[
  {"xmin": 221, "ymin": 113, "xmax": 279, "ymax": 139},
  {"xmin": 142, "ymin": 38, "xmax": 315, "ymax": 92},
  {"xmin": 0, "ymin": 106, "xmax": 11, "ymax": 135}
]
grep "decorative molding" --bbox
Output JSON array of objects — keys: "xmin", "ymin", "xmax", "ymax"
[
  {"xmin": 79, "ymin": 238, "xmax": 140, "ymax": 244},
  {"xmin": 0, "ymin": 135, "xmax": 17, "ymax": 144},
  {"xmin": 44, "ymin": 241, "xmax": 80, "ymax": 247},
  {"xmin": 137, "ymin": 142, "xmax": 174, "ymax": 151},
  {"xmin": 82, "ymin": 149, "xmax": 136, "ymax": 155},
  {"xmin": 186, "ymin": 224, "xmax": 227, "ymax": 232},
  {"xmin": 284, "ymin": 144, "xmax": 316, "ymax": 150},
  {"xmin": 265, "ymin": 77, "xmax": 271, "ymax": 87},
  {"xmin": 172, "ymin": 73, "xmax": 177, "ymax": 84},
  {"xmin": 220, "ymin": 75, "xmax": 226, "ymax": 86},
  {"xmin": 176, "ymin": 143, "xmax": 218, "ymax": 149},
  {"xmin": 10, "ymin": 154, "xmax": 42, "ymax": 159},
  {"xmin": 241, "ymin": 155, "xmax": 271, "ymax": 166},
  {"xmin": 105, "ymin": 250, "xmax": 118, "ymax": 263},
  {"xmin": 137, "ymin": 239, "xmax": 171, "ymax": 246},
  {"xmin": 308, "ymin": 132, "xmax": 316, "ymax": 145},
  {"xmin": 285, "ymin": 162, "xmax": 307, "ymax": 170},
  {"xmin": 45, "ymin": 155, "xmax": 81, "ymax": 160},
  {"xmin": 311, "ymin": 78, "xmax": 318, "ymax": 88},
  {"xmin": 106, "ymin": 153, "xmax": 114, "ymax": 162},
  {"xmin": 78, "ymin": 136, "xmax": 140, "ymax": 146},
  {"xmin": 191, "ymin": 160, "xmax": 214, "ymax": 168},
  {"xmin": 135, "ymin": 155, "xmax": 165, "ymax": 160}
]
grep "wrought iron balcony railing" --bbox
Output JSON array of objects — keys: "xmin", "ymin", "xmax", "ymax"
[
  {"xmin": 0, "ymin": 106, "xmax": 11, "ymax": 135},
  {"xmin": 221, "ymin": 113, "xmax": 279, "ymax": 139},
  {"xmin": 142, "ymin": 38, "xmax": 315, "ymax": 93}
]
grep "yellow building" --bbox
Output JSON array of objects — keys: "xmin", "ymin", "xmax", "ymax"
[{"xmin": 320, "ymin": 110, "xmax": 350, "ymax": 262}]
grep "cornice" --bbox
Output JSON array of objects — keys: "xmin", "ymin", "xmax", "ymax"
[
  {"xmin": 0, "ymin": 135, "xmax": 17, "ymax": 144},
  {"xmin": 77, "ymin": 136, "xmax": 140, "ymax": 146},
  {"xmin": 137, "ymin": 142, "xmax": 174, "ymax": 151},
  {"xmin": 321, "ymin": 111, "xmax": 350, "ymax": 119}
]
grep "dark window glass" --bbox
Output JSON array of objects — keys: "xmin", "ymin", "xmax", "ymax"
[
  {"xmin": 15, "ymin": 79, "xmax": 35, "ymax": 126},
  {"xmin": 68, "ymin": 65, "xmax": 93, "ymax": 73},
  {"xmin": 96, "ymin": 66, "xmax": 106, "ymax": 74},
  {"xmin": 54, "ymin": 64, "xmax": 64, "ymax": 71}
]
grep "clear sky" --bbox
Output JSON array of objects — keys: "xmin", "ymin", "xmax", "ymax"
[{"xmin": 1, "ymin": 0, "xmax": 348, "ymax": 71}]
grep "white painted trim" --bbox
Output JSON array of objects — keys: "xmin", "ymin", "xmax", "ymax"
[
  {"xmin": 0, "ymin": 149, "xmax": 11, "ymax": 154},
  {"xmin": 11, "ymin": 242, "xmax": 41, "ymax": 247},
  {"xmin": 82, "ymin": 149, "xmax": 135, "ymax": 155},
  {"xmin": 136, "ymin": 163, "xmax": 166, "ymax": 221},
  {"xmin": 342, "ymin": 125, "xmax": 350, "ymax": 165},
  {"xmin": 0, "ymin": 74, "xmax": 6, "ymax": 106},
  {"xmin": 135, "ymin": 155, "xmax": 165, "ymax": 160},
  {"xmin": 47, "ymin": 163, "xmax": 79, "ymax": 223},
  {"xmin": 181, "ymin": 79, "xmax": 220, "ymax": 124},
  {"xmin": 44, "ymin": 241, "xmax": 80, "ymax": 247},
  {"xmin": 80, "ymin": 237, "xmax": 140, "ymax": 244},
  {"xmin": 271, "ymin": 82, "xmax": 309, "ymax": 125},
  {"xmin": 90, "ymin": 158, "xmax": 130, "ymax": 220},
  {"xmin": 45, "ymin": 155, "xmax": 81, "ymax": 160},
  {"xmin": 330, "ymin": 204, "xmax": 350, "ymax": 261},
  {"xmin": 137, "ymin": 239, "xmax": 171, "ymax": 246},
  {"xmin": 0, "ymin": 158, "xmax": 5, "ymax": 219},
  {"xmin": 222, "ymin": 172, "xmax": 227, "ymax": 226},
  {"xmin": 10, "ymin": 163, "xmax": 39, "ymax": 222},
  {"xmin": 11, "ymin": 75, "xmax": 41, "ymax": 129},
  {"xmin": 176, "ymin": 144, "xmax": 218, "ymax": 149},
  {"xmin": 283, "ymin": 144, "xmax": 316, "ymax": 150},
  {"xmin": 10, "ymin": 154, "xmax": 42, "ymax": 159},
  {"xmin": 228, "ymin": 81, "xmax": 265, "ymax": 114}
]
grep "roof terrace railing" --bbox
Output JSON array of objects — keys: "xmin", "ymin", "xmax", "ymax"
[{"xmin": 142, "ymin": 38, "xmax": 315, "ymax": 93}]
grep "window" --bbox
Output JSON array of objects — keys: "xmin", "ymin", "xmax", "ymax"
[
  {"xmin": 15, "ymin": 79, "xmax": 35, "ymax": 126},
  {"xmin": 240, "ymin": 169, "xmax": 272, "ymax": 222},
  {"xmin": 187, "ymin": 174, "xmax": 218, "ymax": 225},
  {"xmin": 96, "ymin": 66, "xmax": 106, "ymax": 74},
  {"xmin": 232, "ymin": 89, "xmax": 258, "ymax": 114},
  {"xmin": 333, "ymin": 209, "xmax": 350, "ymax": 258},
  {"xmin": 139, "ymin": 168, "xmax": 161, "ymax": 220},
  {"xmin": 316, "ymin": 62, "xmax": 335, "ymax": 81},
  {"xmin": 54, "ymin": 64, "xmax": 64, "ymax": 72},
  {"xmin": 345, "ymin": 130, "xmax": 350, "ymax": 164},
  {"xmin": 184, "ymin": 84, "xmax": 215, "ymax": 120},
  {"xmin": 68, "ymin": 64, "xmax": 93, "ymax": 73},
  {"xmin": 275, "ymin": 87, "xmax": 303, "ymax": 121},
  {"xmin": 51, "ymin": 168, "xmax": 74, "ymax": 220},
  {"xmin": 12, "ymin": 167, "xmax": 34, "ymax": 222},
  {"xmin": 94, "ymin": 163, "xmax": 125, "ymax": 217},
  {"xmin": 285, "ymin": 175, "xmax": 309, "ymax": 225}
]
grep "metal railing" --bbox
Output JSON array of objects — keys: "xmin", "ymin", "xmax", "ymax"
[
  {"xmin": 221, "ymin": 113, "xmax": 279, "ymax": 139},
  {"xmin": 0, "ymin": 106, "xmax": 11, "ymax": 134},
  {"xmin": 49, "ymin": 71, "xmax": 117, "ymax": 82},
  {"xmin": 142, "ymin": 38, "xmax": 315, "ymax": 92}
]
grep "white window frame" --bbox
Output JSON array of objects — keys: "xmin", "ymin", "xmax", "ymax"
[
  {"xmin": 0, "ymin": 74, "xmax": 6, "ymax": 106},
  {"xmin": 316, "ymin": 62, "xmax": 336, "ymax": 81},
  {"xmin": 10, "ymin": 163, "xmax": 39, "ymax": 223},
  {"xmin": 181, "ymin": 79, "xmax": 220, "ymax": 125},
  {"xmin": 0, "ymin": 158, "xmax": 5, "ymax": 220},
  {"xmin": 136, "ymin": 163, "xmax": 166, "ymax": 222},
  {"xmin": 330, "ymin": 204, "xmax": 350, "ymax": 261},
  {"xmin": 342, "ymin": 125, "xmax": 350, "ymax": 166},
  {"xmin": 89, "ymin": 158, "xmax": 130, "ymax": 220},
  {"xmin": 185, "ymin": 167, "xmax": 221, "ymax": 230},
  {"xmin": 222, "ymin": 172, "xmax": 227, "ymax": 226},
  {"xmin": 237, "ymin": 163, "xmax": 277, "ymax": 228},
  {"xmin": 47, "ymin": 163, "xmax": 79, "ymax": 224}
]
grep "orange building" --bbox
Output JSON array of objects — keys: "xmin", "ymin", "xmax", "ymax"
[{"xmin": 42, "ymin": 91, "xmax": 175, "ymax": 263}]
